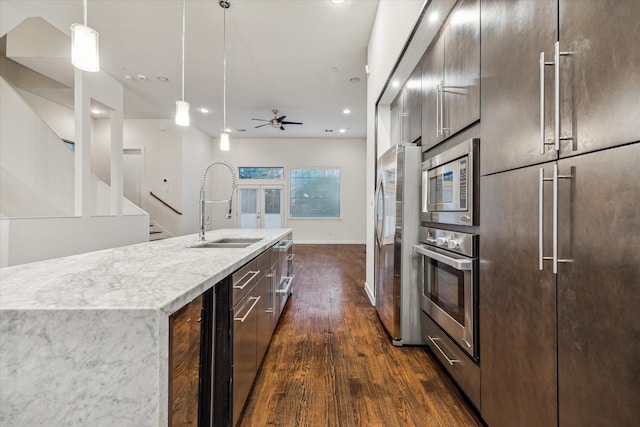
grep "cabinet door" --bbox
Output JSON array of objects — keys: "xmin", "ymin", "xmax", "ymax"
[
  {"xmin": 390, "ymin": 93, "xmax": 402, "ymax": 145},
  {"xmin": 480, "ymin": 0, "xmax": 557, "ymax": 175},
  {"xmin": 479, "ymin": 165, "xmax": 557, "ymax": 427},
  {"xmin": 557, "ymin": 143, "xmax": 640, "ymax": 426},
  {"xmin": 421, "ymin": 36, "xmax": 445, "ymax": 151},
  {"xmin": 558, "ymin": 0, "xmax": 640, "ymax": 158},
  {"xmin": 169, "ymin": 294, "xmax": 204, "ymax": 427},
  {"xmin": 443, "ymin": 0, "xmax": 480, "ymax": 137},
  {"xmin": 232, "ymin": 288, "xmax": 259, "ymax": 426},
  {"xmin": 256, "ymin": 269, "xmax": 274, "ymax": 366},
  {"xmin": 403, "ymin": 65, "xmax": 422, "ymax": 144}
]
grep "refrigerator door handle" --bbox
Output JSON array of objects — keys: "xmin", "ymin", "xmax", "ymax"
[{"xmin": 374, "ymin": 176, "xmax": 384, "ymax": 247}]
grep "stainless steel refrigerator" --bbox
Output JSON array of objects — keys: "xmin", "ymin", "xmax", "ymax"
[{"xmin": 374, "ymin": 144, "xmax": 423, "ymax": 346}]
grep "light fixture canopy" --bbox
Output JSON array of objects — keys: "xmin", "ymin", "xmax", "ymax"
[
  {"xmin": 70, "ymin": 23, "xmax": 99, "ymax": 72},
  {"xmin": 175, "ymin": 100, "xmax": 190, "ymax": 126},
  {"xmin": 220, "ymin": 132, "xmax": 230, "ymax": 151}
]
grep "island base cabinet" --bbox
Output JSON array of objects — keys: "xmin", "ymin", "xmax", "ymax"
[{"xmin": 169, "ymin": 289, "xmax": 214, "ymax": 427}]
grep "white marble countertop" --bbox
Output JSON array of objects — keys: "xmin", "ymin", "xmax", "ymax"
[{"xmin": 0, "ymin": 228, "xmax": 292, "ymax": 315}]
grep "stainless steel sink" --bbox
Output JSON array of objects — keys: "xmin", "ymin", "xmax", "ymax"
[{"xmin": 189, "ymin": 238, "xmax": 262, "ymax": 249}]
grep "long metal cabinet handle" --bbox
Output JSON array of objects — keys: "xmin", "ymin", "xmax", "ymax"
[
  {"xmin": 286, "ymin": 253, "xmax": 295, "ymax": 261},
  {"xmin": 428, "ymin": 335, "xmax": 460, "ymax": 365},
  {"xmin": 539, "ymin": 169, "xmax": 554, "ymax": 270},
  {"xmin": 413, "ymin": 245, "xmax": 473, "ymax": 270},
  {"xmin": 234, "ymin": 296, "xmax": 260, "ymax": 322},
  {"xmin": 552, "ymin": 164, "xmax": 573, "ymax": 274},
  {"xmin": 276, "ymin": 275, "xmax": 294, "ymax": 295},
  {"xmin": 233, "ymin": 270, "xmax": 260, "ymax": 290},
  {"xmin": 554, "ymin": 41, "xmax": 572, "ymax": 151},
  {"xmin": 435, "ymin": 83, "xmax": 441, "ymax": 137},
  {"xmin": 540, "ymin": 52, "xmax": 555, "ymax": 154}
]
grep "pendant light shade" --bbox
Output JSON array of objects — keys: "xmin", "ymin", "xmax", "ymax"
[
  {"xmin": 70, "ymin": 0, "xmax": 99, "ymax": 72},
  {"xmin": 175, "ymin": 100, "xmax": 190, "ymax": 126},
  {"xmin": 220, "ymin": 132, "xmax": 230, "ymax": 151}
]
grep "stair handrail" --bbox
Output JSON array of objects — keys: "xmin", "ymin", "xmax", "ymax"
[{"xmin": 149, "ymin": 191, "xmax": 183, "ymax": 215}]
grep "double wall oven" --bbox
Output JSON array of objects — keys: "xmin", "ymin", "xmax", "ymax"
[{"xmin": 414, "ymin": 137, "xmax": 480, "ymax": 406}]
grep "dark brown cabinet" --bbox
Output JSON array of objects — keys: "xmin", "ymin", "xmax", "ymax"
[
  {"xmin": 422, "ymin": 0, "xmax": 479, "ymax": 151},
  {"xmin": 480, "ymin": 0, "xmax": 640, "ymax": 175},
  {"xmin": 479, "ymin": 166, "xmax": 558, "ymax": 427},
  {"xmin": 480, "ymin": 143, "xmax": 640, "ymax": 427}
]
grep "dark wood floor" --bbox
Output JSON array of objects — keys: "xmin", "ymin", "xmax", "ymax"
[{"xmin": 238, "ymin": 244, "xmax": 483, "ymax": 427}]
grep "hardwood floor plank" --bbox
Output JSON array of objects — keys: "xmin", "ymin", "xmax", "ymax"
[{"xmin": 238, "ymin": 244, "xmax": 483, "ymax": 427}]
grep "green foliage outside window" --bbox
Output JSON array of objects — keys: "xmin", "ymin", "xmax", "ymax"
[{"xmin": 289, "ymin": 169, "xmax": 340, "ymax": 218}]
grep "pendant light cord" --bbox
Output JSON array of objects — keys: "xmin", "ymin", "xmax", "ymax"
[
  {"xmin": 181, "ymin": 0, "xmax": 186, "ymax": 102},
  {"xmin": 222, "ymin": 5, "xmax": 227, "ymax": 131},
  {"xmin": 83, "ymin": 0, "xmax": 88, "ymax": 26}
]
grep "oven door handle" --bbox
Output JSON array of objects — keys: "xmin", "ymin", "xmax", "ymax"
[{"xmin": 413, "ymin": 245, "xmax": 473, "ymax": 271}]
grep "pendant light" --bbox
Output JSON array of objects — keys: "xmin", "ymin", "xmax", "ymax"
[
  {"xmin": 175, "ymin": 0, "xmax": 190, "ymax": 126},
  {"xmin": 219, "ymin": 0, "xmax": 231, "ymax": 151},
  {"xmin": 70, "ymin": 0, "xmax": 100, "ymax": 72}
]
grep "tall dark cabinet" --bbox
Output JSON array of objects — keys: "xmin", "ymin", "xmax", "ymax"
[
  {"xmin": 480, "ymin": 0, "xmax": 640, "ymax": 426},
  {"xmin": 421, "ymin": 0, "xmax": 479, "ymax": 151}
]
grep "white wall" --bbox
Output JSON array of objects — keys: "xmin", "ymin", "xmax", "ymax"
[
  {"xmin": 92, "ymin": 119, "xmax": 215, "ymax": 237},
  {"xmin": 0, "ymin": 215, "xmax": 149, "ymax": 267},
  {"xmin": 209, "ymin": 137, "xmax": 367, "ymax": 244},
  {"xmin": 365, "ymin": 0, "xmax": 425, "ymax": 303},
  {"xmin": 0, "ymin": 75, "xmax": 74, "ymax": 217}
]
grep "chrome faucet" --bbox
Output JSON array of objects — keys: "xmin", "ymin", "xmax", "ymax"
[{"xmin": 199, "ymin": 160, "xmax": 237, "ymax": 241}]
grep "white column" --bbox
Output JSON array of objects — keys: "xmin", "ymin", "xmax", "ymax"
[
  {"xmin": 110, "ymin": 107, "xmax": 124, "ymax": 216},
  {"xmin": 74, "ymin": 68, "xmax": 91, "ymax": 218}
]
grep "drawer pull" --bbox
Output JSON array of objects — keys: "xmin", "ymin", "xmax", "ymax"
[
  {"xmin": 428, "ymin": 335, "xmax": 460, "ymax": 366},
  {"xmin": 286, "ymin": 253, "xmax": 295, "ymax": 261},
  {"xmin": 276, "ymin": 276, "xmax": 294, "ymax": 295},
  {"xmin": 234, "ymin": 296, "xmax": 260, "ymax": 322},
  {"xmin": 233, "ymin": 270, "xmax": 260, "ymax": 290}
]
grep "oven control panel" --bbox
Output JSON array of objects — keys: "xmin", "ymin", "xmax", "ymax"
[{"xmin": 419, "ymin": 227, "xmax": 476, "ymax": 257}]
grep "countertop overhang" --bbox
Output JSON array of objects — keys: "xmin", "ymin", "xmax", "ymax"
[{"xmin": 0, "ymin": 228, "xmax": 292, "ymax": 315}]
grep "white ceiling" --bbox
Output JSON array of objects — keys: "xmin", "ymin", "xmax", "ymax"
[{"xmin": 1, "ymin": 0, "xmax": 380, "ymax": 139}]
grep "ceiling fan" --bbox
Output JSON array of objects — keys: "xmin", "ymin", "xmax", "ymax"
[{"xmin": 252, "ymin": 109, "xmax": 303, "ymax": 131}]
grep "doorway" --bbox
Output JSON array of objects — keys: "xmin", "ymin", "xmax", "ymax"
[
  {"xmin": 238, "ymin": 186, "xmax": 284, "ymax": 229},
  {"xmin": 123, "ymin": 148, "xmax": 144, "ymax": 208}
]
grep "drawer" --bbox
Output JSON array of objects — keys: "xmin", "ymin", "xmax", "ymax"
[
  {"xmin": 231, "ymin": 259, "xmax": 259, "ymax": 305},
  {"xmin": 256, "ymin": 249, "xmax": 272, "ymax": 277},
  {"xmin": 420, "ymin": 311, "xmax": 480, "ymax": 409}
]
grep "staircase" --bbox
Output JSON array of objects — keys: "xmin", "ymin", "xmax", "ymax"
[{"xmin": 149, "ymin": 220, "xmax": 172, "ymax": 241}]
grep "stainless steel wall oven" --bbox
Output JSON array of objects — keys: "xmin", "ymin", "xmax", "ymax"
[{"xmin": 414, "ymin": 227, "xmax": 478, "ymax": 359}]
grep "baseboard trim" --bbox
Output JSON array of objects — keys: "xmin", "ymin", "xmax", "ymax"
[{"xmin": 364, "ymin": 281, "xmax": 375, "ymax": 306}]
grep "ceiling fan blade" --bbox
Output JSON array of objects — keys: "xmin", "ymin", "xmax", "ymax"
[
  {"xmin": 254, "ymin": 123, "xmax": 270, "ymax": 128},
  {"xmin": 280, "ymin": 125, "xmax": 285, "ymax": 131},
  {"xmin": 252, "ymin": 118, "xmax": 269, "ymax": 121},
  {"xmin": 281, "ymin": 121, "xmax": 303, "ymax": 125},
  {"xmin": 276, "ymin": 115, "xmax": 286, "ymax": 122}
]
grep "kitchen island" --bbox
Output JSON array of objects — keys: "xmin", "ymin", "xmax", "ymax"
[{"xmin": 0, "ymin": 228, "xmax": 292, "ymax": 426}]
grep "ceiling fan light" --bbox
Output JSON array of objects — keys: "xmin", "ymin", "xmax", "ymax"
[
  {"xmin": 175, "ymin": 100, "xmax": 190, "ymax": 126},
  {"xmin": 70, "ymin": 24, "xmax": 100, "ymax": 72},
  {"xmin": 220, "ymin": 132, "xmax": 230, "ymax": 151}
]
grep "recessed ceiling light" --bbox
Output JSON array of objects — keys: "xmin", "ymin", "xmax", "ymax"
[
  {"xmin": 90, "ymin": 108, "xmax": 102, "ymax": 114},
  {"xmin": 331, "ymin": 0, "xmax": 347, "ymax": 4},
  {"xmin": 123, "ymin": 74, "xmax": 133, "ymax": 80},
  {"xmin": 343, "ymin": 108, "xmax": 351, "ymax": 114},
  {"xmin": 199, "ymin": 107, "xmax": 210, "ymax": 114},
  {"xmin": 339, "ymin": 129, "xmax": 346, "ymax": 133},
  {"xmin": 137, "ymin": 74, "xmax": 147, "ymax": 81},
  {"xmin": 429, "ymin": 12, "xmax": 439, "ymax": 23},
  {"xmin": 157, "ymin": 76, "xmax": 169, "ymax": 82},
  {"xmin": 392, "ymin": 80, "xmax": 400, "ymax": 88}
]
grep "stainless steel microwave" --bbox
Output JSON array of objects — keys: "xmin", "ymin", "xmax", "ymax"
[{"xmin": 421, "ymin": 138, "xmax": 479, "ymax": 226}]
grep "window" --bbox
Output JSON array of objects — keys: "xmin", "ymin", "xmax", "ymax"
[
  {"xmin": 289, "ymin": 168, "xmax": 341, "ymax": 218},
  {"xmin": 238, "ymin": 167, "xmax": 284, "ymax": 180}
]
